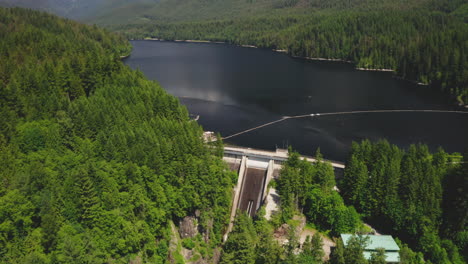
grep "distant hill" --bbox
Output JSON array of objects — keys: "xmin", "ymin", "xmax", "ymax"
[
  {"xmin": 3, "ymin": 0, "xmax": 461, "ymax": 25},
  {"xmin": 85, "ymin": 0, "xmax": 443, "ymax": 25},
  {"xmin": 0, "ymin": 0, "xmax": 159, "ymax": 20},
  {"xmin": 0, "ymin": 0, "xmax": 100, "ymax": 19}
]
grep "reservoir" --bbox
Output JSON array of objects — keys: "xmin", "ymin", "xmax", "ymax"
[{"xmin": 125, "ymin": 40, "xmax": 468, "ymax": 161}]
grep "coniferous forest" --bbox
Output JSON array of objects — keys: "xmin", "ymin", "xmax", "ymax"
[
  {"xmin": 0, "ymin": 5, "xmax": 467, "ymax": 264},
  {"xmin": 221, "ymin": 144, "xmax": 466, "ymax": 264},
  {"xmin": 340, "ymin": 141, "xmax": 467, "ymax": 264},
  {"xmin": 0, "ymin": 7, "xmax": 234, "ymax": 263}
]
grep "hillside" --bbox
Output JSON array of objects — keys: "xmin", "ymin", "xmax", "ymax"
[
  {"xmin": 0, "ymin": 7, "xmax": 233, "ymax": 263},
  {"xmin": 1, "ymin": 7, "xmax": 466, "ymax": 264},
  {"xmin": 3, "ymin": 0, "xmax": 462, "ymax": 24},
  {"xmin": 0, "ymin": 0, "xmax": 159, "ymax": 20},
  {"xmin": 79, "ymin": 0, "xmax": 448, "ymax": 25}
]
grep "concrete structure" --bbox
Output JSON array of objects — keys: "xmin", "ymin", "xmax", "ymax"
[
  {"xmin": 224, "ymin": 146, "xmax": 345, "ymax": 169},
  {"xmin": 223, "ymin": 156, "xmax": 246, "ymax": 241},
  {"xmin": 341, "ymin": 234, "xmax": 400, "ymax": 263},
  {"xmin": 222, "ymin": 145, "xmax": 345, "ymax": 241}
]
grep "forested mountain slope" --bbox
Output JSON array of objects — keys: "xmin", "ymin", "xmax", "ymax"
[
  {"xmin": 341, "ymin": 141, "xmax": 467, "ymax": 263},
  {"xmin": 0, "ymin": 0, "xmax": 159, "ymax": 20},
  {"xmin": 0, "ymin": 4, "xmax": 467, "ymax": 264},
  {"xmin": 80, "ymin": 0, "xmax": 466, "ymax": 25},
  {"xmin": 0, "ymin": 7, "xmax": 234, "ymax": 263}
]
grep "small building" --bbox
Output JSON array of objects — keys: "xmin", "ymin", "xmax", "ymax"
[
  {"xmin": 341, "ymin": 234, "xmax": 400, "ymax": 263},
  {"xmin": 202, "ymin": 131, "xmax": 216, "ymax": 142}
]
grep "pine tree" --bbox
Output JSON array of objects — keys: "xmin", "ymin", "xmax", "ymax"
[
  {"xmin": 369, "ymin": 248, "xmax": 386, "ymax": 264},
  {"xmin": 75, "ymin": 167, "xmax": 101, "ymax": 228},
  {"xmin": 310, "ymin": 233, "xmax": 325, "ymax": 262},
  {"xmin": 221, "ymin": 213, "xmax": 257, "ymax": 264},
  {"xmin": 313, "ymin": 148, "xmax": 335, "ymax": 192},
  {"xmin": 330, "ymin": 239, "xmax": 345, "ymax": 264},
  {"xmin": 343, "ymin": 235, "xmax": 369, "ymax": 264},
  {"xmin": 342, "ymin": 155, "xmax": 368, "ymax": 213}
]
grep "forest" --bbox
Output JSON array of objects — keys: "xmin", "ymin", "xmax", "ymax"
[
  {"xmin": 0, "ymin": 7, "xmax": 234, "ymax": 263},
  {"xmin": 0, "ymin": 6, "xmax": 466, "ymax": 264},
  {"xmin": 113, "ymin": 0, "xmax": 468, "ymax": 106},
  {"xmin": 221, "ymin": 144, "xmax": 466, "ymax": 264},
  {"xmin": 340, "ymin": 140, "xmax": 467, "ymax": 264}
]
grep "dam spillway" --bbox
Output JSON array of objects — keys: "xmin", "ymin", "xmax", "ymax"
[
  {"xmin": 238, "ymin": 162, "xmax": 268, "ymax": 217},
  {"xmin": 222, "ymin": 145, "xmax": 344, "ymax": 241}
]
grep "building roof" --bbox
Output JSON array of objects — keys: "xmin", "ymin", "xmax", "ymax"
[
  {"xmin": 341, "ymin": 234, "xmax": 400, "ymax": 251},
  {"xmin": 341, "ymin": 234, "xmax": 400, "ymax": 262}
]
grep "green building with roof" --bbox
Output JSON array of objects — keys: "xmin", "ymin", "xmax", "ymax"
[{"xmin": 341, "ymin": 234, "xmax": 400, "ymax": 263}]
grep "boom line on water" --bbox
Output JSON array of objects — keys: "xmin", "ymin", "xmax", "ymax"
[{"xmin": 221, "ymin": 109, "xmax": 468, "ymax": 140}]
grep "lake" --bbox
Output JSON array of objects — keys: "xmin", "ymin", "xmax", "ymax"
[{"xmin": 124, "ymin": 40, "xmax": 468, "ymax": 161}]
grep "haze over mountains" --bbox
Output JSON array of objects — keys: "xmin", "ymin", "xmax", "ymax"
[
  {"xmin": 2, "ymin": 0, "xmax": 466, "ymax": 24},
  {"xmin": 0, "ymin": 0, "xmax": 158, "ymax": 20}
]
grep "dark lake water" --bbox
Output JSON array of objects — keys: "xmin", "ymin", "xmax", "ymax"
[{"xmin": 125, "ymin": 40, "xmax": 468, "ymax": 161}]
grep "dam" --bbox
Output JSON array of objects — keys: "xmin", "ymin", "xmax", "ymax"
[{"xmin": 222, "ymin": 145, "xmax": 345, "ymax": 240}]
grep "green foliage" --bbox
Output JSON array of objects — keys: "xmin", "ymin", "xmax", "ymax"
[
  {"xmin": 221, "ymin": 213, "xmax": 257, "ymax": 264},
  {"xmin": 396, "ymin": 239, "xmax": 425, "ymax": 264},
  {"xmin": 277, "ymin": 149, "xmax": 361, "ymax": 236},
  {"xmin": 343, "ymin": 235, "xmax": 369, "ymax": 264},
  {"xmin": 221, "ymin": 211, "xmax": 285, "ymax": 264},
  {"xmin": 369, "ymin": 248, "xmax": 386, "ymax": 264},
  {"xmin": 441, "ymin": 150, "xmax": 468, "ymax": 261},
  {"xmin": 254, "ymin": 208, "xmax": 283, "ymax": 264},
  {"xmin": 451, "ymin": 3, "xmax": 468, "ymax": 22},
  {"xmin": 182, "ymin": 238, "xmax": 196, "ymax": 250},
  {"xmin": 300, "ymin": 233, "xmax": 324, "ymax": 263},
  {"xmin": 330, "ymin": 238, "xmax": 346, "ymax": 264},
  {"xmin": 0, "ymin": 7, "xmax": 233, "ymax": 263},
  {"xmin": 342, "ymin": 140, "xmax": 466, "ymax": 263}
]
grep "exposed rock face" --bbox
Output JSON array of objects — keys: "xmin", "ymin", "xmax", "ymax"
[
  {"xmin": 192, "ymin": 259, "xmax": 208, "ymax": 264},
  {"xmin": 181, "ymin": 248, "xmax": 193, "ymax": 261},
  {"xmin": 294, "ymin": 215, "xmax": 306, "ymax": 236},
  {"xmin": 177, "ymin": 213, "xmax": 222, "ymax": 264},
  {"xmin": 179, "ymin": 216, "xmax": 198, "ymax": 239}
]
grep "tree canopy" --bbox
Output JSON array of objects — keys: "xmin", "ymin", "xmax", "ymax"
[
  {"xmin": 0, "ymin": 7, "xmax": 234, "ymax": 263},
  {"xmin": 341, "ymin": 140, "xmax": 466, "ymax": 263}
]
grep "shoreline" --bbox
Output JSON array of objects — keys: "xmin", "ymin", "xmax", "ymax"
[
  {"xmin": 136, "ymin": 38, "xmax": 466, "ymax": 108},
  {"xmin": 393, "ymin": 76, "xmax": 428, "ymax": 86},
  {"xmin": 144, "ymin": 37, "xmax": 259, "ymax": 48},
  {"xmin": 355, "ymin": 67, "xmax": 394, "ymax": 72},
  {"xmin": 144, "ymin": 37, "xmax": 225, "ymax": 45},
  {"xmin": 292, "ymin": 55, "xmax": 353, "ymax": 63}
]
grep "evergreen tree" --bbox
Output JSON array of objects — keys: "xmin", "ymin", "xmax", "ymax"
[
  {"xmin": 330, "ymin": 239, "xmax": 345, "ymax": 264},
  {"xmin": 221, "ymin": 213, "xmax": 257, "ymax": 264},
  {"xmin": 75, "ymin": 167, "xmax": 101, "ymax": 228},
  {"xmin": 343, "ymin": 235, "xmax": 369, "ymax": 264},
  {"xmin": 369, "ymin": 248, "xmax": 386, "ymax": 264},
  {"xmin": 310, "ymin": 233, "xmax": 325, "ymax": 262}
]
